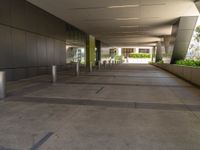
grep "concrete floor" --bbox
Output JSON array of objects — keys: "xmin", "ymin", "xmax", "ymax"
[{"xmin": 0, "ymin": 64, "xmax": 200, "ymax": 150}]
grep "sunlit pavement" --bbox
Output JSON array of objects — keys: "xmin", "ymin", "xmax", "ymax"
[{"xmin": 0, "ymin": 64, "xmax": 200, "ymax": 150}]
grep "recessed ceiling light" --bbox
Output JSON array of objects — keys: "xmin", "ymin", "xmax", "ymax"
[
  {"xmin": 69, "ymin": 3, "xmax": 165, "ymax": 10},
  {"xmin": 108, "ymin": 5, "xmax": 139, "ymax": 9},
  {"xmin": 120, "ymin": 25, "xmax": 139, "ymax": 28},
  {"xmin": 115, "ymin": 18, "xmax": 139, "ymax": 21}
]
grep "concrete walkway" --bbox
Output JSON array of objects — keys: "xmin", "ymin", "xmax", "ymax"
[{"xmin": 0, "ymin": 64, "xmax": 200, "ymax": 150}]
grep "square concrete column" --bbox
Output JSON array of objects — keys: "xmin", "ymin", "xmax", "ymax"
[
  {"xmin": 171, "ymin": 16, "xmax": 198, "ymax": 63},
  {"xmin": 86, "ymin": 35, "xmax": 96, "ymax": 71},
  {"xmin": 96, "ymin": 40, "xmax": 101, "ymax": 64},
  {"xmin": 151, "ymin": 46, "xmax": 156, "ymax": 63},
  {"xmin": 117, "ymin": 48, "xmax": 122, "ymax": 56},
  {"xmin": 156, "ymin": 41, "xmax": 163, "ymax": 62}
]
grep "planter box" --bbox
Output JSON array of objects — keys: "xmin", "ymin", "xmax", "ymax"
[
  {"xmin": 153, "ymin": 63, "xmax": 200, "ymax": 87},
  {"xmin": 183, "ymin": 66, "xmax": 192, "ymax": 81},
  {"xmin": 192, "ymin": 68, "xmax": 200, "ymax": 86},
  {"xmin": 171, "ymin": 64, "xmax": 184, "ymax": 78}
]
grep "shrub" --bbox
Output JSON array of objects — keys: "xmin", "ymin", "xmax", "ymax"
[
  {"xmin": 129, "ymin": 53, "xmax": 151, "ymax": 58},
  {"xmin": 175, "ymin": 59, "xmax": 200, "ymax": 67}
]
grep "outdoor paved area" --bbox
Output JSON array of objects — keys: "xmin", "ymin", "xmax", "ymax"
[{"xmin": 0, "ymin": 64, "xmax": 200, "ymax": 150}]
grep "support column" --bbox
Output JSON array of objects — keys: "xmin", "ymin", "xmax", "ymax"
[
  {"xmin": 86, "ymin": 35, "xmax": 96, "ymax": 70},
  {"xmin": 135, "ymin": 48, "xmax": 139, "ymax": 53},
  {"xmin": 164, "ymin": 36, "xmax": 172, "ymax": 54},
  {"xmin": 117, "ymin": 48, "xmax": 122, "ymax": 56},
  {"xmin": 163, "ymin": 36, "xmax": 173, "ymax": 64},
  {"xmin": 156, "ymin": 41, "xmax": 163, "ymax": 62},
  {"xmin": 171, "ymin": 16, "xmax": 198, "ymax": 63},
  {"xmin": 195, "ymin": 1, "xmax": 200, "ymax": 13},
  {"xmin": 96, "ymin": 40, "xmax": 101, "ymax": 65},
  {"xmin": 152, "ymin": 46, "xmax": 156, "ymax": 63}
]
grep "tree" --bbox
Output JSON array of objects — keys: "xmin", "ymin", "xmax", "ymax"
[
  {"xmin": 195, "ymin": 25, "xmax": 200, "ymax": 42},
  {"xmin": 187, "ymin": 25, "xmax": 200, "ymax": 60}
]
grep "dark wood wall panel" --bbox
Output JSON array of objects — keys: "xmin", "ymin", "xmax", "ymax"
[
  {"xmin": 12, "ymin": 29, "xmax": 27, "ymax": 68},
  {"xmin": 54, "ymin": 40, "xmax": 61, "ymax": 65},
  {"xmin": 37, "ymin": 35, "xmax": 47, "ymax": 66},
  {"xmin": 25, "ymin": 3, "xmax": 38, "ymax": 32},
  {"xmin": 26, "ymin": 32, "xmax": 38, "ymax": 66},
  {"xmin": 0, "ymin": 25, "xmax": 12, "ymax": 68},
  {"xmin": 11, "ymin": 0, "xmax": 26, "ymax": 29},
  {"xmin": 0, "ymin": 0, "xmax": 87, "ymax": 81},
  {"xmin": 0, "ymin": 0, "xmax": 11, "ymax": 25},
  {"xmin": 46, "ymin": 38, "xmax": 55, "ymax": 66},
  {"xmin": 60, "ymin": 42, "xmax": 67, "ymax": 65}
]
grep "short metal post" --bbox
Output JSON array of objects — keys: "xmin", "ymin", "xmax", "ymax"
[
  {"xmin": 103, "ymin": 61, "xmax": 106, "ymax": 69},
  {"xmin": 98, "ymin": 61, "xmax": 101, "ymax": 70},
  {"xmin": 52, "ymin": 65, "xmax": 57, "ymax": 83},
  {"xmin": 89, "ymin": 62, "xmax": 93, "ymax": 72},
  {"xmin": 109, "ymin": 60, "xmax": 111, "ymax": 68},
  {"xmin": 76, "ymin": 61, "xmax": 80, "ymax": 76},
  {"xmin": 0, "ymin": 71, "xmax": 6, "ymax": 99},
  {"xmin": 112, "ymin": 60, "xmax": 115, "ymax": 65}
]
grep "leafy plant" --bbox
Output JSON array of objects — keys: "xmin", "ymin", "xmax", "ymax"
[
  {"xmin": 114, "ymin": 55, "xmax": 124, "ymax": 61},
  {"xmin": 187, "ymin": 25, "xmax": 200, "ymax": 59},
  {"xmin": 175, "ymin": 59, "xmax": 200, "ymax": 67}
]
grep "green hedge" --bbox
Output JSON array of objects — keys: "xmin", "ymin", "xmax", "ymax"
[
  {"xmin": 129, "ymin": 53, "xmax": 151, "ymax": 58},
  {"xmin": 175, "ymin": 59, "xmax": 200, "ymax": 67}
]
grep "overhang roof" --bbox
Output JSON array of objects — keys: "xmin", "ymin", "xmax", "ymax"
[{"xmin": 27, "ymin": 0, "xmax": 199, "ymax": 47}]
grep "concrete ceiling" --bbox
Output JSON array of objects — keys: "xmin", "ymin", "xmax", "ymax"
[{"xmin": 27, "ymin": 0, "xmax": 199, "ymax": 47}]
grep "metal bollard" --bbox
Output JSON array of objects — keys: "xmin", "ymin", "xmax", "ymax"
[
  {"xmin": 103, "ymin": 61, "xmax": 106, "ymax": 69},
  {"xmin": 109, "ymin": 60, "xmax": 112, "ymax": 68},
  {"xmin": 52, "ymin": 65, "xmax": 57, "ymax": 83},
  {"xmin": 112, "ymin": 60, "xmax": 115, "ymax": 65},
  {"xmin": 89, "ymin": 62, "xmax": 93, "ymax": 72},
  {"xmin": 98, "ymin": 61, "xmax": 101, "ymax": 70},
  {"xmin": 76, "ymin": 61, "xmax": 80, "ymax": 76},
  {"xmin": 0, "ymin": 71, "xmax": 6, "ymax": 99}
]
